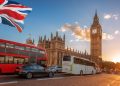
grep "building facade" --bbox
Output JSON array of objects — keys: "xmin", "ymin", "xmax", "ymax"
[
  {"xmin": 90, "ymin": 11, "xmax": 102, "ymax": 66},
  {"xmin": 26, "ymin": 12, "xmax": 102, "ymax": 66},
  {"xmin": 26, "ymin": 37, "xmax": 35, "ymax": 45}
]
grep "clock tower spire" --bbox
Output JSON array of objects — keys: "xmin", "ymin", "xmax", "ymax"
[
  {"xmin": 93, "ymin": 10, "xmax": 99, "ymax": 24},
  {"xmin": 90, "ymin": 11, "xmax": 102, "ymax": 63}
]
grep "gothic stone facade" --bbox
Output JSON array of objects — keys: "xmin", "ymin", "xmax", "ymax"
[{"xmin": 37, "ymin": 32, "xmax": 91, "ymax": 66}]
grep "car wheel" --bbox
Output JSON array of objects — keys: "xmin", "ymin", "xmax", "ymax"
[
  {"xmin": 48, "ymin": 72, "xmax": 54, "ymax": 78},
  {"xmin": 26, "ymin": 73, "xmax": 33, "ymax": 79}
]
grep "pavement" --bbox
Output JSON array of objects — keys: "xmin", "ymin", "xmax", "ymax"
[{"xmin": 0, "ymin": 73, "xmax": 120, "ymax": 86}]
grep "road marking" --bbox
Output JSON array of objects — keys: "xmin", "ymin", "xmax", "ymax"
[
  {"xmin": 0, "ymin": 81, "xmax": 18, "ymax": 85},
  {"xmin": 37, "ymin": 77, "xmax": 65, "ymax": 80}
]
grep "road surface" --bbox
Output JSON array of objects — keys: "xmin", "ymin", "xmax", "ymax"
[{"xmin": 0, "ymin": 74, "xmax": 120, "ymax": 86}]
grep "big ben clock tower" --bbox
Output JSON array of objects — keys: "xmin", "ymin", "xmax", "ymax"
[{"xmin": 90, "ymin": 11, "xmax": 102, "ymax": 62}]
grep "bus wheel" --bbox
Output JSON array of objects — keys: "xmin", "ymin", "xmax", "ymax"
[
  {"xmin": 26, "ymin": 73, "xmax": 33, "ymax": 79},
  {"xmin": 80, "ymin": 70, "xmax": 83, "ymax": 76},
  {"xmin": 91, "ymin": 71, "xmax": 94, "ymax": 75}
]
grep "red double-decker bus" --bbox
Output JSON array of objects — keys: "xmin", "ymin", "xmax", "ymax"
[{"xmin": 0, "ymin": 39, "xmax": 47, "ymax": 74}]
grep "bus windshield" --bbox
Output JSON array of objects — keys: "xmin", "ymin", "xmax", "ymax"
[{"xmin": 63, "ymin": 56, "xmax": 71, "ymax": 61}]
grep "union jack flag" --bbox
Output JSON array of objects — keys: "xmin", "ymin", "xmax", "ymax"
[{"xmin": 0, "ymin": 0, "xmax": 32, "ymax": 32}]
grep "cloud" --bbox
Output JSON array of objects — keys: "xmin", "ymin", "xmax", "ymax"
[
  {"xmin": 60, "ymin": 23, "xmax": 116, "ymax": 42},
  {"xmin": 75, "ymin": 21, "xmax": 79, "ymax": 25},
  {"xmin": 104, "ymin": 14, "xmax": 111, "ymax": 19},
  {"xmin": 60, "ymin": 23, "xmax": 90, "ymax": 42},
  {"xmin": 114, "ymin": 30, "xmax": 119, "ymax": 35},
  {"xmin": 102, "ymin": 33, "xmax": 114, "ymax": 40},
  {"xmin": 104, "ymin": 14, "xmax": 119, "ymax": 20},
  {"xmin": 59, "ymin": 27, "xmax": 66, "ymax": 32},
  {"xmin": 113, "ymin": 15, "xmax": 119, "ymax": 20},
  {"xmin": 70, "ymin": 40, "xmax": 74, "ymax": 42}
]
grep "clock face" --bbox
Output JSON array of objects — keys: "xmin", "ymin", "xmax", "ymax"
[{"xmin": 92, "ymin": 29, "xmax": 97, "ymax": 34}]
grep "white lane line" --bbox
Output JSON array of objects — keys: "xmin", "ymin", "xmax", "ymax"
[
  {"xmin": 0, "ymin": 81, "xmax": 18, "ymax": 85},
  {"xmin": 37, "ymin": 77, "xmax": 65, "ymax": 80}
]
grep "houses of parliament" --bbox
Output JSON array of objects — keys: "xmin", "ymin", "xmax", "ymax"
[{"xmin": 26, "ymin": 12, "xmax": 102, "ymax": 66}]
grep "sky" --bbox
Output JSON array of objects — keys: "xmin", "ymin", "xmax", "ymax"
[{"xmin": 0, "ymin": 0, "xmax": 120, "ymax": 62}]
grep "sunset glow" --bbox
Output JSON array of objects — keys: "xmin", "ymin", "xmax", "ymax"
[{"xmin": 112, "ymin": 57, "xmax": 120, "ymax": 63}]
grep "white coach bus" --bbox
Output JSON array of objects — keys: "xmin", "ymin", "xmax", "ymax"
[{"xmin": 62, "ymin": 55, "xmax": 96, "ymax": 75}]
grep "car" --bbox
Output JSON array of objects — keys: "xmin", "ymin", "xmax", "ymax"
[
  {"xmin": 48, "ymin": 65, "xmax": 62, "ymax": 73},
  {"xmin": 17, "ymin": 64, "xmax": 54, "ymax": 79}
]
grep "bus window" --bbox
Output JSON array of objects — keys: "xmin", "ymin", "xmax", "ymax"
[
  {"xmin": 41, "ymin": 60, "xmax": 46, "ymax": 65},
  {"xmin": 0, "ymin": 43, "xmax": 5, "ymax": 47},
  {"xmin": 83, "ymin": 60, "xmax": 88, "ymax": 66},
  {"xmin": 25, "ymin": 58, "xmax": 28, "ymax": 64},
  {"xmin": 26, "ymin": 47, "xmax": 31, "ymax": 51},
  {"xmin": 40, "ymin": 50, "xmax": 45, "ymax": 54},
  {"xmin": 63, "ymin": 56, "xmax": 71, "ymax": 61},
  {"xmin": 5, "ymin": 56, "xmax": 13, "ymax": 64},
  {"xmin": 74, "ymin": 58, "xmax": 79, "ymax": 64},
  {"xmin": 5, "ymin": 56, "xmax": 8, "ymax": 63},
  {"xmin": 6, "ymin": 43, "xmax": 14, "ymax": 48},
  {"xmin": 37, "ymin": 50, "xmax": 45, "ymax": 57},
  {"xmin": 0, "ymin": 56, "xmax": 5, "ymax": 63},
  {"xmin": 15, "ymin": 46, "xmax": 25, "ymax": 50},
  {"xmin": 19, "ymin": 58, "xmax": 25, "ymax": 64},
  {"xmin": 14, "ymin": 58, "xmax": 19, "ymax": 64},
  {"xmin": 32, "ymin": 48, "xmax": 39, "ymax": 52},
  {"xmin": 14, "ymin": 58, "xmax": 24, "ymax": 64},
  {"xmin": 8, "ymin": 56, "xmax": 13, "ymax": 64}
]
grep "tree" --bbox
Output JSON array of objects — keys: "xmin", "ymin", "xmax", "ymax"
[{"xmin": 102, "ymin": 61, "xmax": 115, "ymax": 72}]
